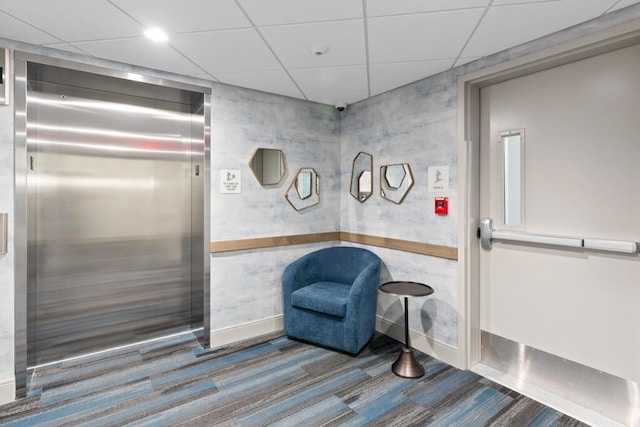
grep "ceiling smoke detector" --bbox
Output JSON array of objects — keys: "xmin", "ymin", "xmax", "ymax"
[{"xmin": 309, "ymin": 44, "xmax": 329, "ymax": 56}]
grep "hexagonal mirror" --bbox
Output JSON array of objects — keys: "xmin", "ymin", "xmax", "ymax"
[
  {"xmin": 350, "ymin": 152, "xmax": 373, "ymax": 203},
  {"xmin": 380, "ymin": 163, "xmax": 414, "ymax": 204},
  {"xmin": 384, "ymin": 165, "xmax": 406, "ymax": 189},
  {"xmin": 249, "ymin": 148, "xmax": 286, "ymax": 186},
  {"xmin": 296, "ymin": 171, "xmax": 312, "ymax": 200},
  {"xmin": 285, "ymin": 168, "xmax": 320, "ymax": 211}
]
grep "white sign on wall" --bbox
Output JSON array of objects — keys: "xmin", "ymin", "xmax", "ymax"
[
  {"xmin": 220, "ymin": 169, "xmax": 241, "ymax": 194},
  {"xmin": 428, "ymin": 165, "xmax": 449, "ymax": 192}
]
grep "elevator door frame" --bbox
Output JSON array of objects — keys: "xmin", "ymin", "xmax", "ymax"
[{"xmin": 14, "ymin": 52, "xmax": 211, "ymax": 398}]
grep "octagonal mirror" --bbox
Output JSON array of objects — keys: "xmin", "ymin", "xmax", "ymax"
[
  {"xmin": 249, "ymin": 148, "xmax": 286, "ymax": 186},
  {"xmin": 286, "ymin": 168, "xmax": 320, "ymax": 211},
  {"xmin": 380, "ymin": 163, "xmax": 414, "ymax": 204},
  {"xmin": 350, "ymin": 152, "xmax": 373, "ymax": 203}
]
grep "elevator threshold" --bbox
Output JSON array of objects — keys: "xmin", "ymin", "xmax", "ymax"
[{"xmin": 28, "ymin": 327, "xmax": 204, "ymax": 371}]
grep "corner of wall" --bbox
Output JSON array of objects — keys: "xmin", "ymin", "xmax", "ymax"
[
  {"xmin": 0, "ymin": 377, "xmax": 15, "ymax": 405},
  {"xmin": 210, "ymin": 315, "xmax": 284, "ymax": 349},
  {"xmin": 376, "ymin": 316, "xmax": 458, "ymax": 368}
]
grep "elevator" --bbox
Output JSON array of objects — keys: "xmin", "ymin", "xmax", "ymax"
[{"xmin": 14, "ymin": 53, "xmax": 210, "ymax": 389}]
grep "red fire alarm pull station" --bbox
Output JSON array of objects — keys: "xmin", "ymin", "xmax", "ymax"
[{"xmin": 435, "ymin": 197, "xmax": 448, "ymax": 215}]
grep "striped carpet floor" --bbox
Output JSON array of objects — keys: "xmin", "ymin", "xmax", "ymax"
[{"xmin": 0, "ymin": 332, "xmax": 588, "ymax": 426}]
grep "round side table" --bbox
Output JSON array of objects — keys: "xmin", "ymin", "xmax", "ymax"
[{"xmin": 379, "ymin": 281, "xmax": 434, "ymax": 378}]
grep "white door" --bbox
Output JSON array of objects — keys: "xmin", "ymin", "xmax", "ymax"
[{"xmin": 478, "ymin": 41, "xmax": 640, "ymax": 388}]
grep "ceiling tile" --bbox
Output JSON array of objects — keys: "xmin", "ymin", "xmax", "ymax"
[
  {"xmin": 188, "ymin": 73, "xmax": 216, "ymax": 82},
  {"xmin": 370, "ymin": 59, "xmax": 454, "ymax": 96},
  {"xmin": 0, "ymin": 0, "xmax": 633, "ymax": 104},
  {"xmin": 608, "ymin": 0, "xmax": 640, "ymax": 12},
  {"xmin": 238, "ymin": 0, "xmax": 362, "ymax": 26},
  {"xmin": 491, "ymin": 0, "xmax": 563, "ymax": 4},
  {"xmin": 72, "ymin": 37, "xmax": 204, "ymax": 76},
  {"xmin": 453, "ymin": 56, "xmax": 482, "ymax": 67},
  {"xmin": 305, "ymin": 91, "xmax": 369, "ymax": 106},
  {"xmin": 110, "ymin": 0, "xmax": 251, "ymax": 33},
  {"xmin": 366, "ymin": 0, "xmax": 490, "ymax": 16},
  {"xmin": 171, "ymin": 29, "xmax": 282, "ymax": 74},
  {"xmin": 260, "ymin": 20, "xmax": 366, "ymax": 68},
  {"xmin": 42, "ymin": 43, "xmax": 90, "ymax": 55},
  {"xmin": 368, "ymin": 8, "xmax": 485, "ymax": 62},
  {"xmin": 462, "ymin": 0, "xmax": 615, "ymax": 57},
  {"xmin": 0, "ymin": 10, "xmax": 60, "ymax": 44},
  {"xmin": 215, "ymin": 70, "xmax": 304, "ymax": 99},
  {"xmin": 0, "ymin": 0, "xmax": 141, "ymax": 42},
  {"xmin": 289, "ymin": 65, "xmax": 368, "ymax": 96}
]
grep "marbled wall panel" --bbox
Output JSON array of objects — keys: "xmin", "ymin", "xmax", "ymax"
[
  {"xmin": 340, "ymin": 71, "xmax": 459, "ymax": 247},
  {"xmin": 210, "ymin": 84, "xmax": 340, "ymax": 241},
  {"xmin": 210, "ymin": 243, "xmax": 339, "ymax": 331},
  {"xmin": 0, "ymin": 84, "xmax": 15, "ymax": 383},
  {"xmin": 342, "ymin": 243, "xmax": 458, "ymax": 347}
]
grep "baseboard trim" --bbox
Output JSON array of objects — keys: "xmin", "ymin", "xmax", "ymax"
[
  {"xmin": 208, "ymin": 315, "xmax": 458, "ymax": 368},
  {"xmin": 472, "ymin": 363, "xmax": 625, "ymax": 427},
  {"xmin": 375, "ymin": 316, "xmax": 459, "ymax": 368},
  {"xmin": 210, "ymin": 315, "xmax": 284, "ymax": 348},
  {"xmin": 0, "ymin": 377, "xmax": 15, "ymax": 405}
]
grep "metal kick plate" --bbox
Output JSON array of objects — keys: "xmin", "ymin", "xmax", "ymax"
[{"xmin": 480, "ymin": 330, "xmax": 638, "ymax": 426}]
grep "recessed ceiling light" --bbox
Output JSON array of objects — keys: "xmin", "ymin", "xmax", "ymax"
[{"xmin": 144, "ymin": 28, "xmax": 168, "ymax": 42}]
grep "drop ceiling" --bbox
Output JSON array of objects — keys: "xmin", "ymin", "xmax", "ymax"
[{"xmin": 0, "ymin": 0, "xmax": 637, "ymax": 106}]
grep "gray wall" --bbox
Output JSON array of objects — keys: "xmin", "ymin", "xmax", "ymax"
[
  {"xmin": 209, "ymin": 84, "xmax": 340, "ymax": 330},
  {"xmin": 340, "ymin": 71, "xmax": 460, "ymax": 349}
]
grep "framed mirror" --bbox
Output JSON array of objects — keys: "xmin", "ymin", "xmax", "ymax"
[
  {"xmin": 296, "ymin": 171, "xmax": 312, "ymax": 200},
  {"xmin": 350, "ymin": 152, "xmax": 373, "ymax": 203},
  {"xmin": 249, "ymin": 148, "xmax": 286, "ymax": 186},
  {"xmin": 285, "ymin": 168, "xmax": 320, "ymax": 211},
  {"xmin": 380, "ymin": 163, "xmax": 414, "ymax": 204}
]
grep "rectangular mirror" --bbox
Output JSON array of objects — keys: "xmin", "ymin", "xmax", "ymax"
[{"xmin": 501, "ymin": 130, "xmax": 524, "ymax": 227}]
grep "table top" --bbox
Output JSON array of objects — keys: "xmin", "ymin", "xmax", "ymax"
[{"xmin": 378, "ymin": 281, "xmax": 434, "ymax": 298}]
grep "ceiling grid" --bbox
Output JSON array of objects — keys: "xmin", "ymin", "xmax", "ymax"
[{"xmin": 0, "ymin": 0, "xmax": 637, "ymax": 105}]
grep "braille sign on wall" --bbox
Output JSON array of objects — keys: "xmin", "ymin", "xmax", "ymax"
[
  {"xmin": 428, "ymin": 165, "xmax": 449, "ymax": 192},
  {"xmin": 220, "ymin": 169, "xmax": 242, "ymax": 194}
]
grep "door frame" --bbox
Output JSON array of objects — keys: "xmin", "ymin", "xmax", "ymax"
[
  {"xmin": 456, "ymin": 19, "xmax": 640, "ymax": 370},
  {"xmin": 13, "ymin": 51, "xmax": 212, "ymax": 398}
]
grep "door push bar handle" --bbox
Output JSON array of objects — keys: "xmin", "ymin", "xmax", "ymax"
[
  {"xmin": 0, "ymin": 213, "xmax": 7, "ymax": 255},
  {"xmin": 479, "ymin": 217, "xmax": 639, "ymax": 254}
]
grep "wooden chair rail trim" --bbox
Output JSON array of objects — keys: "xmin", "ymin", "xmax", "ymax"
[{"xmin": 210, "ymin": 232, "xmax": 458, "ymax": 260}]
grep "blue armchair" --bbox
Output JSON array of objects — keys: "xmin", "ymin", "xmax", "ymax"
[{"xmin": 282, "ymin": 246, "xmax": 381, "ymax": 355}]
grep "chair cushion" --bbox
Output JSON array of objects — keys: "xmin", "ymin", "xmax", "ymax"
[{"xmin": 290, "ymin": 281, "xmax": 351, "ymax": 318}]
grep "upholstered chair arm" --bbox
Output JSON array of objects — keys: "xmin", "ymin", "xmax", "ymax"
[
  {"xmin": 344, "ymin": 261, "xmax": 381, "ymax": 350},
  {"xmin": 282, "ymin": 254, "xmax": 320, "ymax": 299},
  {"xmin": 349, "ymin": 262, "xmax": 381, "ymax": 300}
]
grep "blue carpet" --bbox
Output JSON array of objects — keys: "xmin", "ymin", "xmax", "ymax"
[{"xmin": 0, "ymin": 332, "xmax": 588, "ymax": 426}]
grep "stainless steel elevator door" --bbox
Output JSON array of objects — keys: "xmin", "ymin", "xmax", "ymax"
[{"xmin": 27, "ymin": 72, "xmax": 203, "ymax": 365}]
